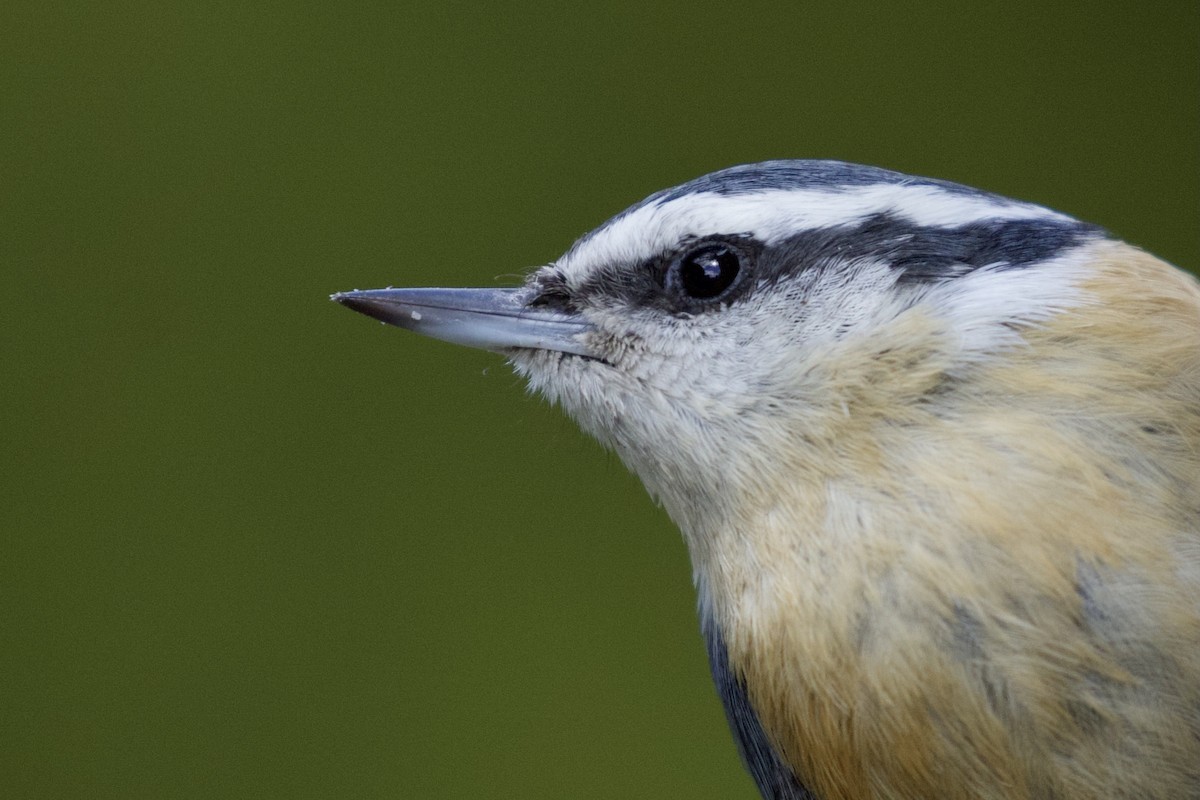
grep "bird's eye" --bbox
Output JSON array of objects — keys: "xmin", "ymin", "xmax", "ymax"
[{"xmin": 676, "ymin": 244, "xmax": 742, "ymax": 300}]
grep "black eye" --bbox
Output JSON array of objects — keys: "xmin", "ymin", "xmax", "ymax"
[{"xmin": 676, "ymin": 244, "xmax": 742, "ymax": 300}]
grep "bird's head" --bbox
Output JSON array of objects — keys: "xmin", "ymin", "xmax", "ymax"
[
  {"xmin": 334, "ymin": 161, "xmax": 1107, "ymax": 535},
  {"xmin": 335, "ymin": 161, "xmax": 1200, "ymax": 800}
]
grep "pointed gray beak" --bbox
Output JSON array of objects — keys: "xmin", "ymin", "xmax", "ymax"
[{"xmin": 332, "ymin": 287, "xmax": 596, "ymax": 358}]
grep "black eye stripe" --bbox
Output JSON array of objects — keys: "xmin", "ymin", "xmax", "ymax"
[
  {"xmin": 566, "ymin": 214, "xmax": 1103, "ymax": 315},
  {"xmin": 567, "ymin": 235, "xmax": 759, "ymax": 314},
  {"xmin": 750, "ymin": 214, "xmax": 1105, "ymax": 286}
]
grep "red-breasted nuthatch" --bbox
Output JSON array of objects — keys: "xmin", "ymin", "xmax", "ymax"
[{"xmin": 334, "ymin": 161, "xmax": 1200, "ymax": 799}]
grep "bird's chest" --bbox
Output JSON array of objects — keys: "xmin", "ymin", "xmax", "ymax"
[
  {"xmin": 709, "ymin": 580, "xmax": 1013, "ymax": 799},
  {"xmin": 696, "ymin": 503, "xmax": 1034, "ymax": 800}
]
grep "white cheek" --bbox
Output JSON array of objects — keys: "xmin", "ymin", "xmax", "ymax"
[{"xmin": 510, "ymin": 313, "xmax": 732, "ymax": 430}]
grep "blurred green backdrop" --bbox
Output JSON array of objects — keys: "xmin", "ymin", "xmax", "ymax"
[{"xmin": 3, "ymin": 1, "xmax": 1197, "ymax": 797}]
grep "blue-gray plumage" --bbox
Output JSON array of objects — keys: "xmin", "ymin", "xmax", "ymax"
[
  {"xmin": 334, "ymin": 161, "xmax": 1200, "ymax": 799},
  {"xmin": 704, "ymin": 610, "xmax": 817, "ymax": 800},
  {"xmin": 626, "ymin": 160, "xmax": 992, "ymax": 207}
]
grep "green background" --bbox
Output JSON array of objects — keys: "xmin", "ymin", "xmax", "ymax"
[{"xmin": 4, "ymin": 2, "xmax": 1197, "ymax": 797}]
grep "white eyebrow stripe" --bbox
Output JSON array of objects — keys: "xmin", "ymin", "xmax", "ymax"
[{"xmin": 560, "ymin": 183, "xmax": 1074, "ymax": 276}]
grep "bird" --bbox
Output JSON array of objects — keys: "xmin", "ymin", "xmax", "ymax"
[{"xmin": 333, "ymin": 160, "xmax": 1200, "ymax": 800}]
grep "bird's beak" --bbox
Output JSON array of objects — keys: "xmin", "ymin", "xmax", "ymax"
[{"xmin": 332, "ymin": 287, "xmax": 596, "ymax": 358}]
